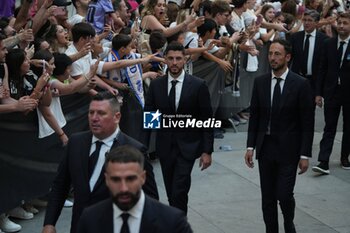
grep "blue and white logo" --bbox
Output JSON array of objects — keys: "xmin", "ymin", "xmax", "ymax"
[{"xmin": 143, "ymin": 110, "xmax": 162, "ymax": 129}]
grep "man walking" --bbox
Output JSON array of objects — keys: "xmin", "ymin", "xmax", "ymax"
[
  {"xmin": 245, "ymin": 39, "xmax": 314, "ymax": 233},
  {"xmin": 312, "ymin": 12, "xmax": 350, "ymax": 174},
  {"xmin": 77, "ymin": 145, "xmax": 193, "ymax": 233},
  {"xmin": 144, "ymin": 42, "xmax": 214, "ymax": 214},
  {"xmin": 42, "ymin": 92, "xmax": 158, "ymax": 233}
]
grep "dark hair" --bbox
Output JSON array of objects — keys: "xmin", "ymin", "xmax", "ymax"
[
  {"xmin": 167, "ymin": 31, "xmax": 183, "ymax": 45},
  {"xmin": 232, "ymin": 0, "xmax": 248, "ymax": 9},
  {"xmin": 200, "ymin": 0, "xmax": 212, "ymax": 16},
  {"xmin": 338, "ymin": 12, "xmax": 350, "ymax": 21},
  {"xmin": 271, "ymin": 39, "xmax": 292, "ymax": 55},
  {"xmin": 71, "ymin": 22, "xmax": 96, "ymax": 43},
  {"xmin": 164, "ymin": 41, "xmax": 185, "ymax": 55},
  {"xmin": 112, "ymin": 34, "xmax": 132, "ymax": 51},
  {"xmin": 91, "ymin": 91, "xmax": 121, "ymax": 113},
  {"xmin": 31, "ymin": 49, "xmax": 54, "ymax": 77},
  {"xmin": 281, "ymin": 0, "xmax": 297, "ymax": 17},
  {"xmin": 105, "ymin": 145, "xmax": 144, "ymax": 169},
  {"xmin": 53, "ymin": 53, "xmax": 73, "ymax": 76},
  {"xmin": 149, "ymin": 30, "xmax": 167, "ymax": 53},
  {"xmin": 6, "ymin": 48, "xmax": 26, "ymax": 83},
  {"xmin": 197, "ymin": 18, "xmax": 217, "ymax": 37},
  {"xmin": 261, "ymin": 4, "xmax": 275, "ymax": 22},
  {"xmin": 0, "ymin": 18, "xmax": 10, "ymax": 32},
  {"xmin": 304, "ymin": 9, "xmax": 320, "ymax": 21},
  {"xmin": 211, "ymin": 0, "xmax": 231, "ymax": 18}
]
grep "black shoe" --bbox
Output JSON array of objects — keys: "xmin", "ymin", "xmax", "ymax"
[
  {"xmin": 312, "ymin": 162, "xmax": 330, "ymax": 175},
  {"xmin": 340, "ymin": 158, "xmax": 350, "ymax": 170},
  {"xmin": 214, "ymin": 132, "xmax": 224, "ymax": 139}
]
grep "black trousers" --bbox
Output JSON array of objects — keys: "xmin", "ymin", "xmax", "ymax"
[
  {"xmin": 258, "ymin": 136, "xmax": 298, "ymax": 233},
  {"xmin": 318, "ymin": 90, "xmax": 350, "ymax": 162},
  {"xmin": 159, "ymin": 143, "xmax": 195, "ymax": 215}
]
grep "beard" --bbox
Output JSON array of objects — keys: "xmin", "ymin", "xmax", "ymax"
[
  {"xmin": 270, "ymin": 62, "xmax": 285, "ymax": 72},
  {"xmin": 112, "ymin": 190, "xmax": 141, "ymax": 211}
]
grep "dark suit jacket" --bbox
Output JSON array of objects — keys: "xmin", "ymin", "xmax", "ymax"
[
  {"xmin": 289, "ymin": 30, "xmax": 327, "ymax": 90},
  {"xmin": 317, "ymin": 37, "xmax": 350, "ymax": 102},
  {"xmin": 77, "ymin": 196, "xmax": 193, "ymax": 233},
  {"xmin": 43, "ymin": 130, "xmax": 157, "ymax": 233},
  {"xmin": 144, "ymin": 73, "xmax": 214, "ymax": 160},
  {"xmin": 247, "ymin": 71, "xmax": 314, "ymax": 162}
]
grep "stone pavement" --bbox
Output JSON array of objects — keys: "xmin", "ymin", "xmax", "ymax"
[{"xmin": 14, "ymin": 108, "xmax": 350, "ymax": 233}]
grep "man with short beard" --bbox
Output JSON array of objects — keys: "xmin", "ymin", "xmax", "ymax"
[
  {"xmin": 245, "ymin": 39, "xmax": 314, "ymax": 233},
  {"xmin": 77, "ymin": 145, "xmax": 193, "ymax": 233}
]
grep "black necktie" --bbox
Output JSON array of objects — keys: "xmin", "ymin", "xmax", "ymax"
[
  {"xmin": 337, "ymin": 41, "xmax": 346, "ymax": 68},
  {"xmin": 271, "ymin": 77, "xmax": 282, "ymax": 133},
  {"xmin": 88, "ymin": 141, "xmax": 103, "ymax": 179},
  {"xmin": 120, "ymin": 213, "xmax": 130, "ymax": 233},
  {"xmin": 301, "ymin": 34, "xmax": 311, "ymax": 75},
  {"xmin": 169, "ymin": 80, "xmax": 178, "ymax": 112}
]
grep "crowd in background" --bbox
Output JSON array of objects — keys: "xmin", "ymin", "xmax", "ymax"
[{"xmin": 0, "ymin": 0, "xmax": 349, "ymax": 232}]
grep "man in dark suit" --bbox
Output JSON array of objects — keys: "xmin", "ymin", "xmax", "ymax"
[
  {"xmin": 245, "ymin": 39, "xmax": 314, "ymax": 233},
  {"xmin": 312, "ymin": 12, "xmax": 350, "ymax": 174},
  {"xmin": 42, "ymin": 92, "xmax": 158, "ymax": 233},
  {"xmin": 144, "ymin": 42, "xmax": 214, "ymax": 214},
  {"xmin": 289, "ymin": 9, "xmax": 327, "ymax": 97},
  {"xmin": 77, "ymin": 145, "xmax": 193, "ymax": 233}
]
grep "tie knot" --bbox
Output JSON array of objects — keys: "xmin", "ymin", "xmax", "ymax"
[
  {"xmin": 121, "ymin": 213, "xmax": 129, "ymax": 222},
  {"xmin": 95, "ymin": 141, "xmax": 103, "ymax": 150},
  {"xmin": 171, "ymin": 80, "xmax": 178, "ymax": 87},
  {"xmin": 274, "ymin": 77, "xmax": 282, "ymax": 84},
  {"xmin": 306, "ymin": 34, "xmax": 311, "ymax": 38},
  {"xmin": 340, "ymin": 41, "xmax": 346, "ymax": 47}
]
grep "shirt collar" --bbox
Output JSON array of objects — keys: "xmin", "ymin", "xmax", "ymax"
[
  {"xmin": 92, "ymin": 127, "xmax": 120, "ymax": 147},
  {"xmin": 271, "ymin": 68, "xmax": 289, "ymax": 81},
  {"xmin": 113, "ymin": 190, "xmax": 145, "ymax": 219},
  {"xmin": 305, "ymin": 29, "xmax": 316, "ymax": 37},
  {"xmin": 168, "ymin": 70, "xmax": 185, "ymax": 83},
  {"xmin": 338, "ymin": 35, "xmax": 350, "ymax": 44}
]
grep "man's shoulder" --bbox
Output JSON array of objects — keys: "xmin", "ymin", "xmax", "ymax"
[
  {"xmin": 118, "ymin": 131, "xmax": 146, "ymax": 150},
  {"xmin": 70, "ymin": 130, "xmax": 92, "ymax": 142},
  {"xmin": 145, "ymin": 196, "xmax": 185, "ymax": 216},
  {"xmin": 81, "ymin": 198, "xmax": 111, "ymax": 218}
]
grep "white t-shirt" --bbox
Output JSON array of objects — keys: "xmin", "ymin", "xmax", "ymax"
[
  {"xmin": 67, "ymin": 14, "xmax": 85, "ymax": 26},
  {"xmin": 65, "ymin": 44, "xmax": 105, "ymax": 77}
]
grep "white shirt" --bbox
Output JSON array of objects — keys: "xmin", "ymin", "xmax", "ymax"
[
  {"xmin": 113, "ymin": 191, "xmax": 145, "ymax": 233},
  {"xmin": 89, "ymin": 127, "xmax": 120, "ymax": 191},
  {"xmin": 168, "ymin": 70, "xmax": 185, "ymax": 111},
  {"xmin": 304, "ymin": 30, "xmax": 316, "ymax": 76},
  {"xmin": 67, "ymin": 14, "xmax": 85, "ymax": 26},
  {"xmin": 65, "ymin": 44, "xmax": 105, "ymax": 77}
]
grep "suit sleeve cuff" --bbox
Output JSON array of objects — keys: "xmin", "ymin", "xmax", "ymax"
[
  {"xmin": 247, "ymin": 147, "xmax": 254, "ymax": 151},
  {"xmin": 300, "ymin": 155, "xmax": 309, "ymax": 160}
]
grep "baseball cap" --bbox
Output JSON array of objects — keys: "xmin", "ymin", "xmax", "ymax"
[{"xmin": 53, "ymin": 0, "xmax": 72, "ymax": 6}]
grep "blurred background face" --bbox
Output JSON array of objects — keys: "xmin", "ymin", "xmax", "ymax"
[
  {"xmin": 303, "ymin": 15, "xmax": 317, "ymax": 33},
  {"xmin": 154, "ymin": 0, "xmax": 166, "ymax": 19},
  {"xmin": 46, "ymin": 58, "xmax": 56, "ymax": 75},
  {"xmin": 20, "ymin": 56, "xmax": 31, "ymax": 75},
  {"xmin": 337, "ymin": 17, "xmax": 350, "ymax": 38},
  {"xmin": 264, "ymin": 8, "xmax": 275, "ymax": 22},
  {"xmin": 56, "ymin": 25, "xmax": 69, "ymax": 45},
  {"xmin": 0, "ymin": 41, "xmax": 7, "ymax": 63}
]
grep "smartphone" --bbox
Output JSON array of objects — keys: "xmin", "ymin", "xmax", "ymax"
[
  {"xmin": 197, "ymin": 6, "xmax": 204, "ymax": 17},
  {"xmin": 27, "ymin": 20, "xmax": 33, "ymax": 29},
  {"xmin": 53, "ymin": 7, "xmax": 66, "ymax": 16},
  {"xmin": 256, "ymin": 15, "xmax": 263, "ymax": 25},
  {"xmin": 297, "ymin": 5, "xmax": 305, "ymax": 15},
  {"xmin": 42, "ymin": 59, "xmax": 46, "ymax": 74}
]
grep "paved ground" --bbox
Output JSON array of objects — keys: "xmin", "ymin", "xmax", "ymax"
[{"xmin": 14, "ymin": 108, "xmax": 350, "ymax": 233}]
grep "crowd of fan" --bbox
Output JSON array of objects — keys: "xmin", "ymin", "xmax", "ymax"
[{"xmin": 0, "ymin": 0, "xmax": 349, "ymax": 232}]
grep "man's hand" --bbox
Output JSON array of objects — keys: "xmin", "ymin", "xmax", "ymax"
[
  {"xmin": 218, "ymin": 60, "xmax": 233, "ymax": 72},
  {"xmin": 244, "ymin": 150, "xmax": 254, "ymax": 168},
  {"xmin": 298, "ymin": 159, "xmax": 309, "ymax": 175},
  {"xmin": 315, "ymin": 96, "xmax": 323, "ymax": 108},
  {"xmin": 199, "ymin": 153, "xmax": 212, "ymax": 171},
  {"xmin": 42, "ymin": 225, "xmax": 56, "ymax": 233}
]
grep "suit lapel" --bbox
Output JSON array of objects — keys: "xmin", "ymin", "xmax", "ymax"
[
  {"xmin": 280, "ymin": 72, "xmax": 294, "ymax": 110},
  {"xmin": 140, "ymin": 197, "xmax": 157, "ymax": 232},
  {"xmin": 177, "ymin": 74, "xmax": 191, "ymax": 113},
  {"xmin": 263, "ymin": 75, "xmax": 272, "ymax": 110},
  {"xmin": 341, "ymin": 41, "xmax": 350, "ymax": 70},
  {"xmin": 82, "ymin": 132, "xmax": 93, "ymax": 186},
  {"xmin": 99, "ymin": 199, "xmax": 114, "ymax": 233}
]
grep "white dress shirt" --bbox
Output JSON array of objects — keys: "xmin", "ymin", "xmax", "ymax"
[
  {"xmin": 168, "ymin": 70, "xmax": 185, "ymax": 111},
  {"xmin": 304, "ymin": 30, "xmax": 316, "ymax": 76},
  {"xmin": 89, "ymin": 127, "xmax": 120, "ymax": 191},
  {"xmin": 113, "ymin": 191, "xmax": 145, "ymax": 233}
]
